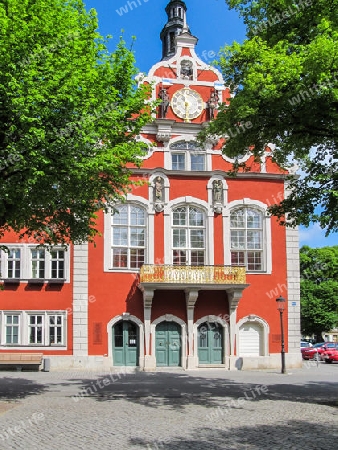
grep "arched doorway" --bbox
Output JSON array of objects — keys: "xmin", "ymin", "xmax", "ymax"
[
  {"xmin": 238, "ymin": 322, "xmax": 263, "ymax": 356},
  {"xmin": 113, "ymin": 321, "xmax": 139, "ymax": 366},
  {"xmin": 155, "ymin": 321, "xmax": 181, "ymax": 367},
  {"xmin": 198, "ymin": 322, "xmax": 223, "ymax": 364}
]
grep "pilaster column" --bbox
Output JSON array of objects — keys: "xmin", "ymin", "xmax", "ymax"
[
  {"xmin": 227, "ymin": 289, "xmax": 243, "ymax": 356},
  {"xmin": 73, "ymin": 244, "xmax": 89, "ymax": 357},
  {"xmin": 185, "ymin": 289, "xmax": 199, "ymax": 369},
  {"xmin": 142, "ymin": 289, "xmax": 156, "ymax": 371}
]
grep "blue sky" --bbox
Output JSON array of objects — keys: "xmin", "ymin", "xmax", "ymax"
[
  {"xmin": 83, "ymin": 0, "xmax": 338, "ymax": 249},
  {"xmin": 84, "ymin": 0, "xmax": 247, "ymax": 72}
]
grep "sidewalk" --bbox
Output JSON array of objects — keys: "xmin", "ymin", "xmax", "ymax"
[{"xmin": 0, "ymin": 363, "xmax": 337, "ymax": 449}]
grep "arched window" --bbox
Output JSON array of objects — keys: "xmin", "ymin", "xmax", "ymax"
[
  {"xmin": 172, "ymin": 206, "xmax": 205, "ymax": 265},
  {"xmin": 170, "ymin": 141, "xmax": 205, "ymax": 171},
  {"xmin": 111, "ymin": 205, "xmax": 146, "ymax": 269},
  {"xmin": 230, "ymin": 207, "xmax": 263, "ymax": 271}
]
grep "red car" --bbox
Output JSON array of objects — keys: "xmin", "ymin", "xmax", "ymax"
[
  {"xmin": 323, "ymin": 347, "xmax": 338, "ymax": 364},
  {"xmin": 302, "ymin": 342, "xmax": 338, "ymax": 360}
]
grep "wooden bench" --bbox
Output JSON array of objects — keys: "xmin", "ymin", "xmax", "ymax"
[{"xmin": 0, "ymin": 353, "xmax": 43, "ymax": 371}]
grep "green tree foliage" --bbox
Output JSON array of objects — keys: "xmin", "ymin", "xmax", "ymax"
[
  {"xmin": 201, "ymin": 0, "xmax": 338, "ymax": 233},
  {"xmin": 300, "ymin": 245, "xmax": 338, "ymax": 339},
  {"xmin": 0, "ymin": 0, "xmax": 153, "ymax": 244}
]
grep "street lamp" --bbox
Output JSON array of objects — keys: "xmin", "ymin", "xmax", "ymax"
[{"xmin": 276, "ymin": 295, "xmax": 286, "ymax": 374}]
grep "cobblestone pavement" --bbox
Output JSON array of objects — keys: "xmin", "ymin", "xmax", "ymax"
[{"xmin": 0, "ymin": 362, "xmax": 337, "ymax": 450}]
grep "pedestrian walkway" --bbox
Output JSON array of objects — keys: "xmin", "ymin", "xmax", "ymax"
[{"xmin": 0, "ymin": 363, "xmax": 337, "ymax": 449}]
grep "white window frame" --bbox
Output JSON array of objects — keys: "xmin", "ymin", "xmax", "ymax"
[
  {"xmin": 30, "ymin": 248, "xmax": 46, "ymax": 279},
  {"xmin": 170, "ymin": 141, "xmax": 206, "ymax": 171},
  {"xmin": 230, "ymin": 207, "xmax": 264, "ymax": 272},
  {"xmin": 7, "ymin": 248, "xmax": 21, "ymax": 279},
  {"xmin": 28, "ymin": 314, "xmax": 44, "ymax": 345},
  {"xmin": 171, "ymin": 152, "xmax": 187, "ymax": 170},
  {"xmin": 0, "ymin": 311, "xmax": 67, "ymax": 348},
  {"xmin": 49, "ymin": 249, "xmax": 66, "ymax": 280},
  {"xmin": 0, "ymin": 245, "xmax": 69, "ymax": 282},
  {"xmin": 4, "ymin": 313, "xmax": 21, "ymax": 345},
  {"xmin": 48, "ymin": 314, "xmax": 64, "ymax": 345},
  {"xmin": 171, "ymin": 205, "xmax": 206, "ymax": 266},
  {"xmin": 104, "ymin": 196, "xmax": 153, "ymax": 272},
  {"xmin": 224, "ymin": 199, "xmax": 272, "ymax": 274},
  {"xmin": 164, "ymin": 197, "xmax": 213, "ymax": 266},
  {"xmin": 111, "ymin": 204, "xmax": 146, "ymax": 270}
]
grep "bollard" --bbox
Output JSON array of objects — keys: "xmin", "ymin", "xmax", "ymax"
[{"xmin": 43, "ymin": 358, "xmax": 51, "ymax": 372}]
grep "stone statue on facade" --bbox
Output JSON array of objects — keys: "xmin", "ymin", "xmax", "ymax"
[
  {"xmin": 154, "ymin": 176, "xmax": 164, "ymax": 212},
  {"xmin": 158, "ymin": 88, "xmax": 170, "ymax": 118},
  {"xmin": 212, "ymin": 179, "xmax": 223, "ymax": 213},
  {"xmin": 180, "ymin": 60, "xmax": 193, "ymax": 80},
  {"xmin": 207, "ymin": 90, "xmax": 219, "ymax": 120}
]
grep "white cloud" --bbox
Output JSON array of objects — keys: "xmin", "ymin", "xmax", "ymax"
[{"xmin": 299, "ymin": 224, "xmax": 338, "ymax": 248}]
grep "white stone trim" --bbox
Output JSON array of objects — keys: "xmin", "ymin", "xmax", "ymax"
[
  {"xmin": 104, "ymin": 196, "xmax": 154, "ymax": 269},
  {"xmin": 223, "ymin": 199, "xmax": 272, "ymax": 273},
  {"xmin": 73, "ymin": 243, "xmax": 88, "ymax": 356},
  {"xmin": 148, "ymin": 172, "xmax": 170, "ymax": 215},
  {"xmin": 236, "ymin": 315, "xmax": 270, "ymax": 356},
  {"xmin": 207, "ymin": 176, "xmax": 229, "ymax": 212},
  {"xmin": 107, "ymin": 314, "xmax": 145, "ymax": 369},
  {"xmin": 0, "ymin": 310, "xmax": 67, "ymax": 348},
  {"xmin": 285, "ymin": 226, "xmax": 301, "ymax": 354},
  {"xmin": 284, "ymin": 181, "xmax": 301, "ymax": 356},
  {"xmin": 0, "ymin": 244, "xmax": 70, "ymax": 283},
  {"xmin": 221, "ymin": 151, "xmax": 251, "ymax": 164},
  {"xmin": 164, "ymin": 197, "xmax": 214, "ymax": 265},
  {"xmin": 166, "ymin": 135, "xmax": 211, "ymax": 171},
  {"xmin": 143, "ymin": 40, "xmax": 227, "ymax": 121},
  {"xmin": 169, "ymin": 135, "xmax": 199, "ymax": 145},
  {"xmin": 176, "ymin": 55, "xmax": 198, "ymax": 81},
  {"xmin": 135, "ymin": 135, "xmax": 156, "ymax": 160},
  {"xmin": 151, "ymin": 314, "xmax": 187, "ymax": 369},
  {"xmin": 146, "ymin": 52, "xmax": 224, "ymax": 85}
]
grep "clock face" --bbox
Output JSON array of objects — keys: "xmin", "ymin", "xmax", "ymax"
[{"xmin": 171, "ymin": 88, "xmax": 204, "ymax": 121}]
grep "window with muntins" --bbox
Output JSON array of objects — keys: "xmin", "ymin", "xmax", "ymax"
[
  {"xmin": 8, "ymin": 249, "xmax": 21, "ymax": 279},
  {"xmin": 5, "ymin": 315, "xmax": 20, "ymax": 344},
  {"xmin": 31, "ymin": 249, "xmax": 45, "ymax": 279},
  {"xmin": 230, "ymin": 208, "xmax": 263, "ymax": 271},
  {"xmin": 170, "ymin": 141, "xmax": 206, "ymax": 171},
  {"xmin": 51, "ymin": 250, "xmax": 65, "ymax": 279},
  {"xmin": 111, "ymin": 205, "xmax": 146, "ymax": 269},
  {"xmin": 29, "ymin": 315, "xmax": 43, "ymax": 344},
  {"xmin": 172, "ymin": 206, "xmax": 205, "ymax": 265},
  {"xmin": 1, "ymin": 311, "xmax": 66, "ymax": 346},
  {"xmin": 49, "ymin": 315, "xmax": 63, "ymax": 344},
  {"xmin": 0, "ymin": 246, "xmax": 68, "ymax": 281}
]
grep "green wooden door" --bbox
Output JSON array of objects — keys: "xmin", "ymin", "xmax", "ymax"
[
  {"xmin": 155, "ymin": 322, "xmax": 181, "ymax": 367},
  {"xmin": 198, "ymin": 323, "xmax": 223, "ymax": 364},
  {"xmin": 113, "ymin": 321, "xmax": 138, "ymax": 366}
]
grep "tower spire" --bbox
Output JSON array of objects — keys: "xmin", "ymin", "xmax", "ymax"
[
  {"xmin": 182, "ymin": 5, "xmax": 188, "ymax": 33},
  {"xmin": 160, "ymin": 0, "xmax": 189, "ymax": 60}
]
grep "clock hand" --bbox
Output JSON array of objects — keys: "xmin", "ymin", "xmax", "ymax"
[{"xmin": 185, "ymin": 99, "xmax": 190, "ymax": 122}]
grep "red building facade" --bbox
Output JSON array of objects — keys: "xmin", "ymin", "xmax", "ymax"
[{"xmin": 0, "ymin": 0, "xmax": 301, "ymax": 370}]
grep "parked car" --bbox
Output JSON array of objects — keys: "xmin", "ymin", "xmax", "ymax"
[
  {"xmin": 322, "ymin": 345, "xmax": 338, "ymax": 364},
  {"xmin": 302, "ymin": 342, "xmax": 334, "ymax": 360},
  {"xmin": 300, "ymin": 341, "xmax": 313, "ymax": 348},
  {"xmin": 300, "ymin": 341, "xmax": 313, "ymax": 357}
]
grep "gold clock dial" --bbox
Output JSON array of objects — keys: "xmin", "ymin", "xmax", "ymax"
[{"xmin": 171, "ymin": 88, "xmax": 204, "ymax": 121}]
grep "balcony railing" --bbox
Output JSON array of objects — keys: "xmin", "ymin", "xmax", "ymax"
[{"xmin": 140, "ymin": 265, "xmax": 246, "ymax": 285}]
